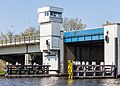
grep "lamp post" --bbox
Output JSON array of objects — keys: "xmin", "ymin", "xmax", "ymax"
[{"xmin": 10, "ymin": 25, "xmax": 15, "ymax": 36}]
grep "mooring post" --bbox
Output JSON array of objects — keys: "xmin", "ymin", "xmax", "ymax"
[
  {"xmin": 93, "ymin": 65, "xmax": 96, "ymax": 77},
  {"xmin": 15, "ymin": 62, "xmax": 19, "ymax": 75},
  {"xmin": 9, "ymin": 63, "xmax": 12, "ymax": 75},
  {"xmin": 76, "ymin": 66, "xmax": 80, "ymax": 77},
  {"xmin": 5, "ymin": 62, "xmax": 9, "ymax": 76},
  {"xmin": 111, "ymin": 65, "xmax": 115, "ymax": 76},
  {"xmin": 47, "ymin": 65, "xmax": 50, "ymax": 74},
  {"xmin": 42, "ymin": 66, "xmax": 45, "ymax": 75},
  {"xmin": 83, "ymin": 65, "xmax": 86, "ymax": 77},
  {"xmin": 102, "ymin": 65, "xmax": 105, "ymax": 77}
]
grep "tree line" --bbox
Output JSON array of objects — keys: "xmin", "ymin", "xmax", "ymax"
[
  {"xmin": 0, "ymin": 17, "xmax": 87, "ymax": 39},
  {"xmin": 0, "ymin": 27, "xmax": 40, "ymax": 40}
]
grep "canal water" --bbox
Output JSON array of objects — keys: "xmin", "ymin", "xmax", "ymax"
[{"xmin": 0, "ymin": 77, "xmax": 120, "ymax": 86}]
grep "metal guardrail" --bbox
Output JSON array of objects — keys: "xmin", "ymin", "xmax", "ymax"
[
  {"xmin": 5, "ymin": 64, "xmax": 50, "ymax": 77},
  {"xmin": 73, "ymin": 64, "xmax": 115, "ymax": 78},
  {"xmin": 0, "ymin": 35, "xmax": 40, "ymax": 46}
]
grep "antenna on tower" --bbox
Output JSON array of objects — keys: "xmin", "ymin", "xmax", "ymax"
[{"xmin": 29, "ymin": 18, "xmax": 31, "ymax": 29}]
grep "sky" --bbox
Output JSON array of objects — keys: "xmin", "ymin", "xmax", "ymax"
[{"xmin": 0, "ymin": 0, "xmax": 120, "ymax": 34}]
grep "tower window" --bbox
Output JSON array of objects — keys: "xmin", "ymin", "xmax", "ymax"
[
  {"xmin": 45, "ymin": 12, "xmax": 49, "ymax": 16},
  {"xmin": 50, "ymin": 11, "xmax": 62, "ymax": 18}
]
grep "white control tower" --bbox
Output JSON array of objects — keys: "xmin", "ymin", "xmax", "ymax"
[{"xmin": 38, "ymin": 6, "xmax": 64, "ymax": 74}]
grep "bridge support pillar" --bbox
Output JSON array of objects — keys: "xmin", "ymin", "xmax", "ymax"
[
  {"xmin": 104, "ymin": 23, "xmax": 120, "ymax": 76},
  {"xmin": 43, "ymin": 51, "xmax": 59, "ymax": 74},
  {"xmin": 25, "ymin": 54, "xmax": 32, "ymax": 65}
]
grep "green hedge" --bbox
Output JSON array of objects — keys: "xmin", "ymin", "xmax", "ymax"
[{"xmin": 0, "ymin": 70, "xmax": 5, "ymax": 74}]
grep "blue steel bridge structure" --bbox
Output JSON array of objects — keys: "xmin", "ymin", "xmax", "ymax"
[
  {"xmin": 64, "ymin": 28, "xmax": 104, "ymax": 43},
  {"xmin": 63, "ymin": 28, "xmax": 104, "ymax": 70}
]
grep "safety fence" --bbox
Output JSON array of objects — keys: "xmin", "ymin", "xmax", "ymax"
[
  {"xmin": 68, "ymin": 60, "xmax": 116, "ymax": 79},
  {"xmin": 5, "ymin": 62, "xmax": 50, "ymax": 77}
]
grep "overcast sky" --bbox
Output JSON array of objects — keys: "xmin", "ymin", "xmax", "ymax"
[{"xmin": 0, "ymin": 0, "xmax": 120, "ymax": 34}]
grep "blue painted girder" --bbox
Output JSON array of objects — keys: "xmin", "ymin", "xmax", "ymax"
[{"xmin": 64, "ymin": 28, "xmax": 104, "ymax": 43}]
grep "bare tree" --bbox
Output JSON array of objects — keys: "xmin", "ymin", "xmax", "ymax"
[
  {"xmin": 63, "ymin": 17, "xmax": 86, "ymax": 31},
  {"xmin": 20, "ymin": 27, "xmax": 39, "ymax": 37},
  {"xmin": 0, "ymin": 32, "xmax": 7, "ymax": 40},
  {"xmin": 6, "ymin": 30, "xmax": 14, "ymax": 38}
]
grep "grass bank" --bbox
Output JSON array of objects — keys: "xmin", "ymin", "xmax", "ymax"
[{"xmin": 0, "ymin": 70, "xmax": 5, "ymax": 75}]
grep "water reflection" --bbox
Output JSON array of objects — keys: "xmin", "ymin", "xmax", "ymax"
[
  {"xmin": 68, "ymin": 79, "xmax": 73, "ymax": 86},
  {"xmin": 39, "ymin": 77, "xmax": 60, "ymax": 86},
  {"xmin": 0, "ymin": 77, "xmax": 120, "ymax": 86}
]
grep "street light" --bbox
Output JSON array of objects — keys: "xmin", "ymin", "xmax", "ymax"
[
  {"xmin": 10, "ymin": 25, "xmax": 14, "ymax": 29},
  {"xmin": 10, "ymin": 25, "xmax": 15, "ymax": 35}
]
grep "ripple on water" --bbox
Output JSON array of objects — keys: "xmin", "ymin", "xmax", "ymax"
[{"xmin": 0, "ymin": 77, "xmax": 120, "ymax": 86}]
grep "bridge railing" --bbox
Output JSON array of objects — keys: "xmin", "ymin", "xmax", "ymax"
[{"xmin": 0, "ymin": 35, "xmax": 40, "ymax": 46}]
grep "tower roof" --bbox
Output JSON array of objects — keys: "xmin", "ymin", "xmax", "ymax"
[{"xmin": 38, "ymin": 6, "xmax": 63, "ymax": 13}]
